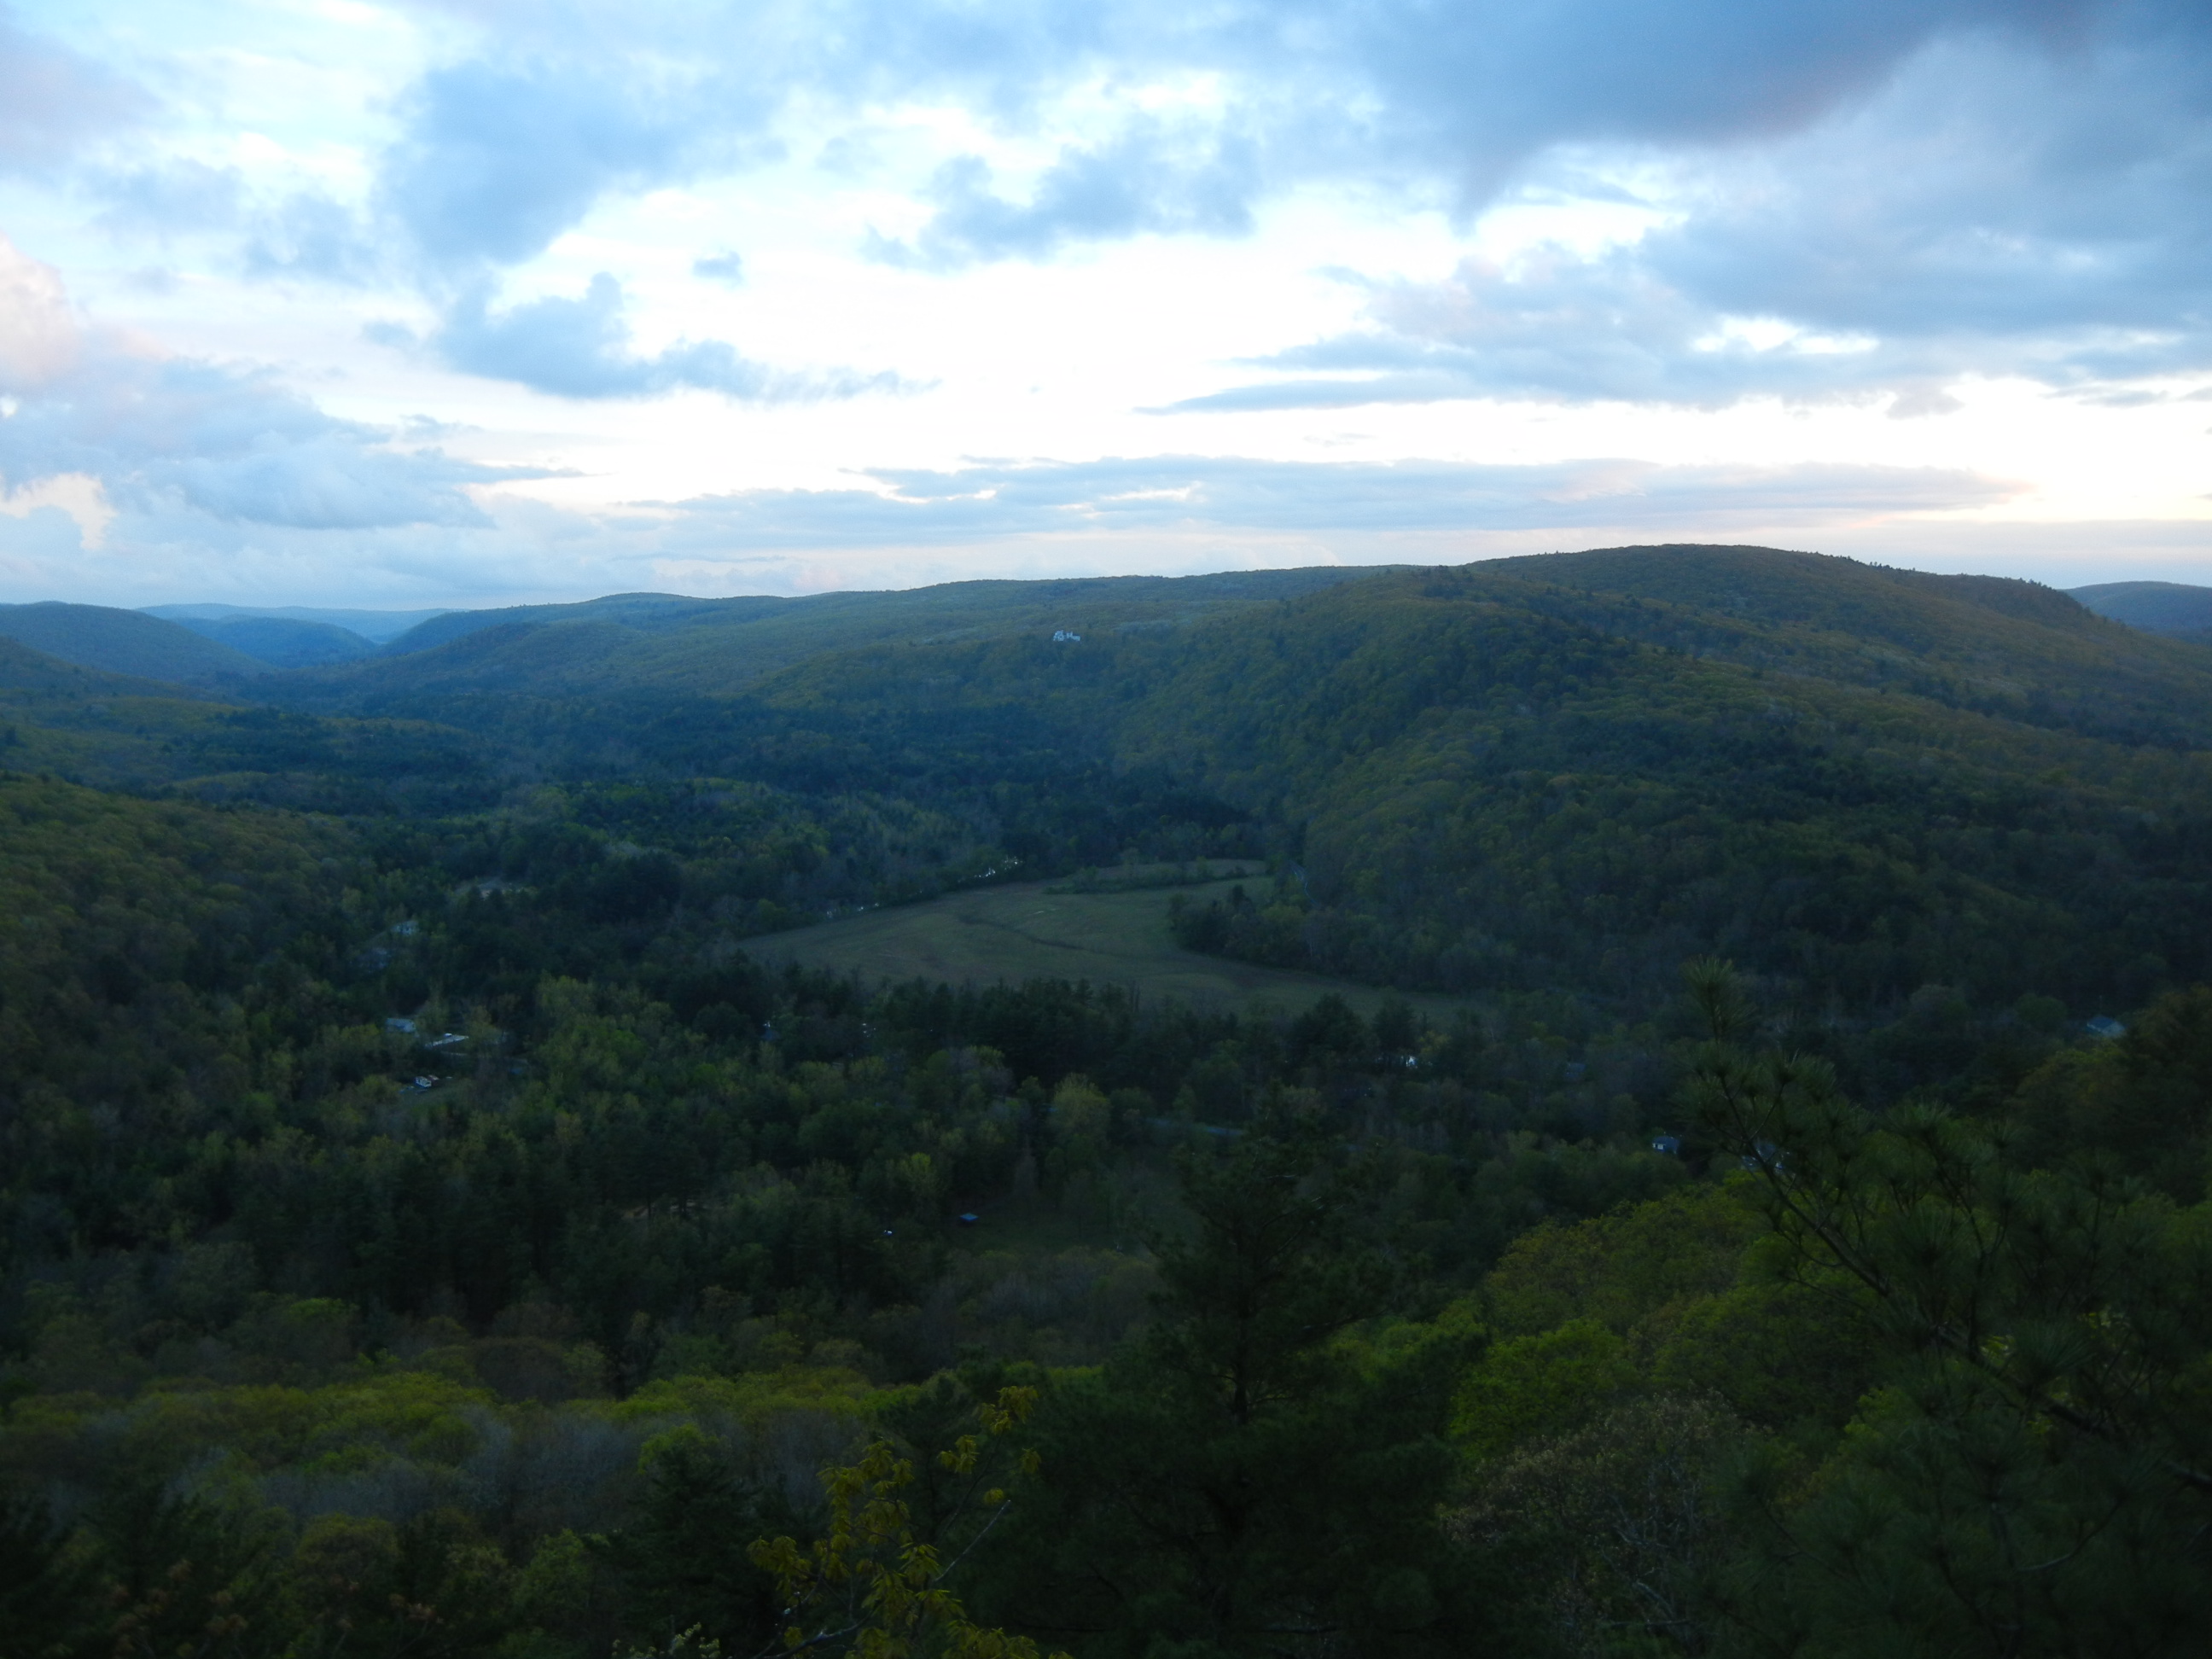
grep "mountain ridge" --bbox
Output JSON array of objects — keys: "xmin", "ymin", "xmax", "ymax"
[
  {"xmin": 0, "ymin": 602, "xmax": 268, "ymax": 684},
  {"xmin": 2069, "ymin": 579, "xmax": 2212, "ymax": 638}
]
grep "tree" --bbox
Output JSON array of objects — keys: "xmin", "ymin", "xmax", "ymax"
[
  {"xmin": 0, "ymin": 1480, "xmax": 95, "ymax": 1659},
  {"xmin": 970, "ymin": 1126, "xmax": 1499, "ymax": 1657},
  {"xmin": 1680, "ymin": 959, "xmax": 2212, "ymax": 1657},
  {"xmin": 745, "ymin": 1386, "xmax": 1064, "ymax": 1659}
]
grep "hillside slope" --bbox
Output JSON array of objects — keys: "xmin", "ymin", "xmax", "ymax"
[
  {"xmin": 0, "ymin": 602, "xmax": 266, "ymax": 683},
  {"xmin": 0, "ymin": 633, "xmax": 487, "ymax": 810},
  {"xmin": 171, "ymin": 614, "xmax": 376, "ymax": 667},
  {"xmin": 277, "ymin": 565, "xmax": 1406, "ymax": 708},
  {"xmin": 239, "ymin": 545, "xmax": 2212, "ymax": 1017},
  {"xmin": 144, "ymin": 602, "xmax": 451, "ymax": 642},
  {"xmin": 2070, "ymin": 579, "xmax": 2212, "ymax": 639},
  {"xmin": 719, "ymin": 548, "xmax": 2212, "ymax": 1013},
  {"xmin": 1105, "ymin": 560, "xmax": 2212, "ymax": 1008}
]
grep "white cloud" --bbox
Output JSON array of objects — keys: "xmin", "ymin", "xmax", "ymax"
[
  {"xmin": 0, "ymin": 231, "xmax": 77, "ymax": 390},
  {"xmin": 1, "ymin": 470, "xmax": 113, "ymax": 548},
  {"xmin": 0, "ymin": 1, "xmax": 2207, "ymax": 607}
]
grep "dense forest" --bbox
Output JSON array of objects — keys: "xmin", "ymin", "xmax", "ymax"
[{"xmin": 3, "ymin": 545, "xmax": 2210, "ymax": 1658}]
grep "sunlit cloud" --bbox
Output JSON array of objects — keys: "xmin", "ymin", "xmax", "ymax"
[{"xmin": 0, "ymin": 0, "xmax": 2203, "ymax": 605}]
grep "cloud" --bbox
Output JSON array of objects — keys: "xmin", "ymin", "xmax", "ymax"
[
  {"xmin": 692, "ymin": 250, "xmax": 744, "ymax": 284},
  {"xmin": 158, "ymin": 435, "xmax": 535, "ymax": 532},
  {"xmin": 0, "ymin": 8, "xmax": 144, "ymax": 172},
  {"xmin": 347, "ymin": 1, "xmax": 2088, "ymax": 282},
  {"xmin": 655, "ymin": 454, "xmax": 2023, "ymax": 548},
  {"xmin": 375, "ymin": 57, "xmax": 759, "ymax": 271},
  {"xmin": 0, "ymin": 234, "xmax": 552, "ymax": 539},
  {"xmin": 0, "ymin": 233, "xmax": 79, "ymax": 391},
  {"xmin": 134, "ymin": 0, "xmax": 2199, "ymax": 411},
  {"xmin": 0, "ymin": 352, "xmax": 550, "ymax": 530},
  {"xmin": 426, "ymin": 273, "xmax": 906, "ymax": 401},
  {"xmin": 870, "ymin": 122, "xmax": 1260, "ymax": 267},
  {"xmin": 1164, "ymin": 9, "xmax": 2212, "ymax": 410},
  {"xmin": 1156, "ymin": 253, "xmax": 1965, "ymax": 414},
  {"xmin": 0, "ymin": 435, "xmax": 2099, "ymax": 611},
  {"xmin": 88, "ymin": 160, "xmax": 244, "ymax": 236},
  {"xmin": 243, "ymin": 193, "xmax": 385, "ymax": 284},
  {"xmin": 1289, "ymin": 0, "xmax": 2096, "ymax": 195},
  {"xmin": 2, "ymin": 472, "xmax": 114, "ymax": 548}
]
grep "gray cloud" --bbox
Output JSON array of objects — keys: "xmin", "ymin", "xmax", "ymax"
[
  {"xmin": 1161, "ymin": 6, "xmax": 2212, "ymax": 410},
  {"xmin": 1155, "ymin": 254, "xmax": 1976, "ymax": 414},
  {"xmin": 1288, "ymin": 0, "xmax": 2097, "ymax": 196},
  {"xmin": 0, "ymin": 8, "xmax": 144, "ymax": 172},
  {"xmin": 243, "ymin": 193, "xmax": 385, "ymax": 284},
  {"xmin": 425, "ymin": 274, "xmax": 905, "ymax": 401},
  {"xmin": 155, "ymin": 1, "xmax": 2194, "ymax": 415},
  {"xmin": 0, "ymin": 335, "xmax": 554, "ymax": 532},
  {"xmin": 870, "ymin": 122, "xmax": 1259, "ymax": 267},
  {"xmin": 357, "ymin": 1, "xmax": 2102, "ymax": 280},
  {"xmin": 0, "ymin": 428, "xmax": 2074, "ymax": 608},
  {"xmin": 88, "ymin": 160, "xmax": 243, "ymax": 236},
  {"xmin": 375, "ymin": 57, "xmax": 764, "ymax": 271},
  {"xmin": 657, "ymin": 454, "xmax": 2023, "ymax": 548}
]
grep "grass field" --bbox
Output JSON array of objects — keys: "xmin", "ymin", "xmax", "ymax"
[{"xmin": 748, "ymin": 871, "xmax": 1475, "ymax": 1022}]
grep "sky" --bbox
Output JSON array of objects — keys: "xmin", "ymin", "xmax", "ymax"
[{"xmin": 0, "ymin": 0, "xmax": 2207, "ymax": 609}]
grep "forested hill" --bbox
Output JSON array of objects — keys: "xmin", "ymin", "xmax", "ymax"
[
  {"xmin": 247, "ymin": 544, "xmax": 2212, "ymax": 1022},
  {"xmin": 1097, "ymin": 549, "xmax": 2212, "ymax": 1010},
  {"xmin": 0, "ymin": 601, "xmax": 269, "ymax": 683},
  {"xmin": 282, "ymin": 564, "xmax": 1406, "ymax": 701},
  {"xmin": 2071, "ymin": 577, "xmax": 2212, "ymax": 638}
]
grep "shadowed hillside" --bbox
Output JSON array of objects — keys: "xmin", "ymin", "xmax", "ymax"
[
  {"xmin": 171, "ymin": 614, "xmax": 377, "ymax": 667},
  {"xmin": 144, "ymin": 602, "xmax": 451, "ymax": 642},
  {"xmin": 0, "ymin": 633, "xmax": 489, "ymax": 810},
  {"xmin": 234, "ymin": 544, "xmax": 2212, "ymax": 1021},
  {"xmin": 0, "ymin": 602, "xmax": 267, "ymax": 683},
  {"xmin": 282, "ymin": 565, "xmax": 1406, "ymax": 702},
  {"xmin": 2071, "ymin": 579, "xmax": 2212, "ymax": 639}
]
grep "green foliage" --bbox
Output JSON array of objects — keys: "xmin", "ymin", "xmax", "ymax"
[
  {"xmin": 243, "ymin": 544, "xmax": 2212, "ymax": 1031},
  {"xmin": 1680, "ymin": 960, "xmax": 2212, "ymax": 1656},
  {"xmin": 593, "ymin": 1426, "xmax": 795, "ymax": 1650},
  {"xmin": 1451, "ymin": 1319, "xmax": 1637, "ymax": 1460},
  {"xmin": 11, "ymin": 549, "xmax": 2212, "ymax": 1656},
  {"xmin": 970, "ymin": 1132, "xmax": 1496, "ymax": 1656},
  {"xmin": 1452, "ymin": 1392, "xmax": 1755, "ymax": 1657},
  {"xmin": 0, "ymin": 1479, "xmax": 95, "ymax": 1659},
  {"xmin": 0, "ymin": 602, "xmax": 265, "ymax": 683},
  {"xmin": 1113, "ymin": 558, "xmax": 2212, "ymax": 1011},
  {"xmin": 2010, "ymin": 983, "xmax": 2212, "ymax": 1197},
  {"xmin": 1144, "ymin": 1127, "xmax": 1398, "ymax": 1424},
  {"xmin": 747, "ymin": 1387, "xmax": 1065, "ymax": 1659},
  {"xmin": 1482, "ymin": 1183, "xmax": 1761, "ymax": 1337}
]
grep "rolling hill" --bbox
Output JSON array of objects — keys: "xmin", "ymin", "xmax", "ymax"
[
  {"xmin": 277, "ymin": 565, "xmax": 1406, "ymax": 701},
  {"xmin": 167, "ymin": 614, "xmax": 377, "ymax": 667},
  {"xmin": 2069, "ymin": 579, "xmax": 2212, "ymax": 639},
  {"xmin": 143, "ymin": 602, "xmax": 451, "ymax": 642},
  {"xmin": 251, "ymin": 544, "xmax": 2212, "ymax": 1021},
  {"xmin": 0, "ymin": 632, "xmax": 487, "ymax": 809},
  {"xmin": 0, "ymin": 602, "xmax": 267, "ymax": 684}
]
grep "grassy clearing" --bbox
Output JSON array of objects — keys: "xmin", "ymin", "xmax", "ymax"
[{"xmin": 748, "ymin": 874, "xmax": 1474, "ymax": 1022}]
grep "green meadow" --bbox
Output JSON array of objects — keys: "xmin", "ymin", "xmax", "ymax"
[{"xmin": 750, "ymin": 866, "xmax": 1475, "ymax": 1021}]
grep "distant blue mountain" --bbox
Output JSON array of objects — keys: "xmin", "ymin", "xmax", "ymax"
[
  {"xmin": 2069, "ymin": 581, "xmax": 2212, "ymax": 638},
  {"xmin": 0, "ymin": 602, "xmax": 265, "ymax": 682},
  {"xmin": 142, "ymin": 602, "xmax": 452, "ymax": 643},
  {"xmin": 168, "ymin": 614, "xmax": 379, "ymax": 667}
]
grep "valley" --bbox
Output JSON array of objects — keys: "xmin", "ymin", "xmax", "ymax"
[
  {"xmin": 4, "ymin": 545, "xmax": 2211, "ymax": 1659},
  {"xmin": 749, "ymin": 867, "xmax": 1476, "ymax": 1021}
]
